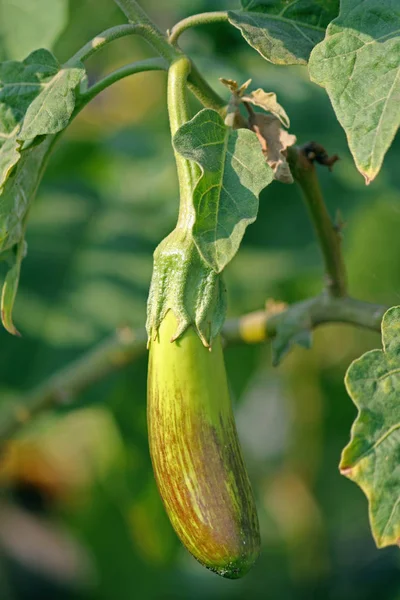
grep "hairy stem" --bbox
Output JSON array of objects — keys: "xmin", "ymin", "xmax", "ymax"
[
  {"xmin": 113, "ymin": 0, "xmax": 180, "ymax": 62},
  {"xmin": 167, "ymin": 57, "xmax": 199, "ymax": 228},
  {"xmin": 288, "ymin": 146, "xmax": 347, "ymax": 297},
  {"xmin": 113, "ymin": 0, "xmax": 226, "ymax": 114},
  {"xmin": 67, "ymin": 24, "xmax": 142, "ymax": 64},
  {"xmin": 0, "ymin": 296, "xmax": 386, "ymax": 443},
  {"xmin": 168, "ymin": 11, "xmax": 229, "ymax": 45},
  {"xmin": 187, "ymin": 63, "xmax": 227, "ymax": 114},
  {"xmin": 77, "ymin": 57, "xmax": 168, "ymax": 105}
]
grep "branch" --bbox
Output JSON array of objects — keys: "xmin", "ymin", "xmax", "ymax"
[
  {"xmin": 113, "ymin": 0, "xmax": 226, "ymax": 114},
  {"xmin": 67, "ymin": 24, "xmax": 142, "ymax": 64},
  {"xmin": 0, "ymin": 296, "xmax": 386, "ymax": 443},
  {"xmin": 77, "ymin": 57, "xmax": 168, "ymax": 106},
  {"xmin": 288, "ymin": 145, "xmax": 347, "ymax": 297},
  {"xmin": 113, "ymin": 0, "xmax": 179, "ymax": 62},
  {"xmin": 168, "ymin": 11, "xmax": 229, "ymax": 45}
]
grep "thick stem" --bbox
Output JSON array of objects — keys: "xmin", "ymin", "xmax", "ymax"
[
  {"xmin": 167, "ymin": 57, "xmax": 199, "ymax": 229},
  {"xmin": 0, "ymin": 296, "xmax": 386, "ymax": 443},
  {"xmin": 113, "ymin": 0, "xmax": 180, "ymax": 62},
  {"xmin": 168, "ymin": 11, "xmax": 229, "ymax": 45},
  {"xmin": 288, "ymin": 146, "xmax": 347, "ymax": 297},
  {"xmin": 113, "ymin": 0, "xmax": 227, "ymax": 114},
  {"xmin": 187, "ymin": 63, "xmax": 227, "ymax": 115},
  {"xmin": 77, "ymin": 58, "xmax": 168, "ymax": 106}
]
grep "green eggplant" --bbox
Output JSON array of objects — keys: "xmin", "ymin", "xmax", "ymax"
[{"xmin": 147, "ymin": 310, "xmax": 260, "ymax": 579}]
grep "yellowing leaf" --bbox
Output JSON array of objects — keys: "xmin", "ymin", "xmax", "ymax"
[{"xmin": 341, "ymin": 306, "xmax": 400, "ymax": 548}]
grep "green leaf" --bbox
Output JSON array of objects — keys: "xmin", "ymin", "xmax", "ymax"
[
  {"xmin": 173, "ymin": 108, "xmax": 273, "ymax": 273},
  {"xmin": 341, "ymin": 306, "xmax": 400, "ymax": 549},
  {"xmin": 0, "ymin": 0, "xmax": 68, "ymax": 61},
  {"xmin": 19, "ymin": 60, "xmax": 85, "ymax": 140},
  {"xmin": 0, "ymin": 49, "xmax": 84, "ymax": 188},
  {"xmin": 1, "ymin": 233, "xmax": 26, "ymax": 335},
  {"xmin": 228, "ymin": 0, "xmax": 339, "ymax": 65},
  {"xmin": 308, "ymin": 0, "xmax": 400, "ymax": 184},
  {"xmin": 0, "ymin": 136, "xmax": 21, "ymax": 189},
  {"xmin": 0, "ymin": 49, "xmax": 57, "ymax": 188},
  {"xmin": 0, "ymin": 136, "xmax": 54, "ymax": 252}
]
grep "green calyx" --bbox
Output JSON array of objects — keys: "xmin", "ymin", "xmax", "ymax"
[
  {"xmin": 146, "ymin": 57, "xmax": 228, "ymax": 347},
  {"xmin": 146, "ymin": 227, "xmax": 227, "ymax": 347}
]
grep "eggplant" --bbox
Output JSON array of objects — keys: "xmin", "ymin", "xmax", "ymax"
[{"xmin": 147, "ymin": 310, "xmax": 260, "ymax": 578}]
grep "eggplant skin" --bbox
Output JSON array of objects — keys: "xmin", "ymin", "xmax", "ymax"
[{"xmin": 147, "ymin": 311, "xmax": 260, "ymax": 578}]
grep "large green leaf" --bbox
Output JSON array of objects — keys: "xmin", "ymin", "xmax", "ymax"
[
  {"xmin": 308, "ymin": 0, "xmax": 400, "ymax": 184},
  {"xmin": 228, "ymin": 0, "xmax": 339, "ymax": 65},
  {"xmin": 0, "ymin": 49, "xmax": 58, "ymax": 189},
  {"xmin": 173, "ymin": 108, "xmax": 273, "ymax": 273},
  {"xmin": 19, "ymin": 58, "xmax": 84, "ymax": 140},
  {"xmin": 341, "ymin": 306, "xmax": 400, "ymax": 548},
  {"xmin": 1, "ymin": 232, "xmax": 26, "ymax": 335},
  {"xmin": 0, "ymin": 49, "xmax": 84, "ymax": 188},
  {"xmin": 0, "ymin": 48, "xmax": 84, "ymax": 334},
  {"xmin": 0, "ymin": 134, "xmax": 55, "ymax": 334},
  {"xmin": 0, "ymin": 135, "xmax": 54, "ymax": 252},
  {"xmin": 0, "ymin": 0, "xmax": 68, "ymax": 61}
]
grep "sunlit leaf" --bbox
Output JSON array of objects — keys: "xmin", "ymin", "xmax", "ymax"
[
  {"xmin": 308, "ymin": 0, "xmax": 400, "ymax": 183},
  {"xmin": 0, "ymin": 49, "xmax": 84, "ymax": 188},
  {"xmin": 341, "ymin": 306, "xmax": 400, "ymax": 548},
  {"xmin": 228, "ymin": 0, "xmax": 339, "ymax": 65},
  {"xmin": 0, "ymin": 136, "xmax": 54, "ymax": 252},
  {"xmin": 173, "ymin": 108, "xmax": 273, "ymax": 273},
  {"xmin": 0, "ymin": 136, "xmax": 21, "ymax": 190},
  {"xmin": 0, "ymin": 49, "xmax": 58, "ymax": 188},
  {"xmin": 19, "ymin": 59, "xmax": 85, "ymax": 140},
  {"xmin": 1, "ymin": 234, "xmax": 26, "ymax": 335}
]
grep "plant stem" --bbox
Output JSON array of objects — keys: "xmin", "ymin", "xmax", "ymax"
[
  {"xmin": 67, "ymin": 24, "xmax": 141, "ymax": 64},
  {"xmin": 167, "ymin": 57, "xmax": 199, "ymax": 228},
  {"xmin": 113, "ymin": 0, "xmax": 180, "ymax": 62},
  {"xmin": 288, "ymin": 146, "xmax": 347, "ymax": 297},
  {"xmin": 0, "ymin": 296, "xmax": 386, "ymax": 443},
  {"xmin": 77, "ymin": 57, "xmax": 168, "ymax": 106},
  {"xmin": 113, "ymin": 0, "xmax": 227, "ymax": 114},
  {"xmin": 168, "ymin": 11, "xmax": 229, "ymax": 45},
  {"xmin": 187, "ymin": 63, "xmax": 227, "ymax": 114}
]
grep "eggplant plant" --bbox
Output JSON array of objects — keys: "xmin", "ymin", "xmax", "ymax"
[{"xmin": 0, "ymin": 0, "xmax": 399, "ymax": 583}]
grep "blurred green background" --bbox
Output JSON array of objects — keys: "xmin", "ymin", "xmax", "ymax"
[{"xmin": 0, "ymin": 1, "xmax": 400, "ymax": 599}]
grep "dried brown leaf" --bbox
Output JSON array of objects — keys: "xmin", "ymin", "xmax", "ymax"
[
  {"xmin": 250, "ymin": 114, "xmax": 296, "ymax": 183},
  {"xmin": 243, "ymin": 89, "xmax": 290, "ymax": 128}
]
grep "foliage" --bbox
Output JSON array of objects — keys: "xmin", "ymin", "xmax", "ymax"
[
  {"xmin": 341, "ymin": 306, "xmax": 400, "ymax": 548},
  {"xmin": 228, "ymin": 0, "xmax": 339, "ymax": 65},
  {"xmin": 308, "ymin": 0, "xmax": 400, "ymax": 184},
  {"xmin": 173, "ymin": 108, "xmax": 273, "ymax": 272},
  {"xmin": 0, "ymin": 0, "xmax": 399, "ymax": 598}
]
